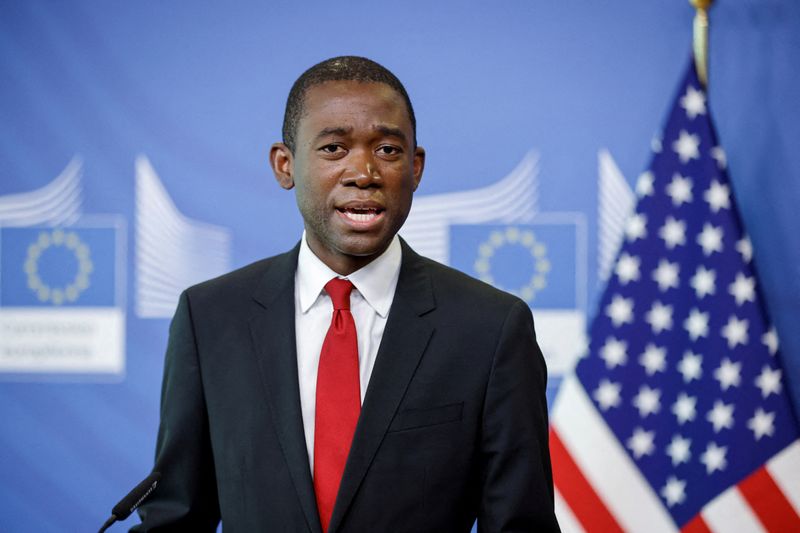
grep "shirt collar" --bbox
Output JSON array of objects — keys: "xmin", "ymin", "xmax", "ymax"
[{"xmin": 296, "ymin": 232, "xmax": 402, "ymax": 318}]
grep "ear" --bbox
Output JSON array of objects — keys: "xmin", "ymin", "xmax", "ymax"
[
  {"xmin": 412, "ymin": 146, "xmax": 425, "ymax": 191},
  {"xmin": 270, "ymin": 142, "xmax": 295, "ymax": 190}
]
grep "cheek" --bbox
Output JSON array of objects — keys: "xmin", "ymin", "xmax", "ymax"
[
  {"xmin": 294, "ymin": 180, "xmax": 332, "ymax": 220},
  {"xmin": 296, "ymin": 162, "xmax": 338, "ymax": 197},
  {"xmin": 385, "ymin": 174, "xmax": 418, "ymax": 201}
]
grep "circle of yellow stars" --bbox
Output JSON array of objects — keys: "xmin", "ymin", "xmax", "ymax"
[
  {"xmin": 24, "ymin": 229, "xmax": 93, "ymax": 305},
  {"xmin": 473, "ymin": 226, "xmax": 550, "ymax": 303}
]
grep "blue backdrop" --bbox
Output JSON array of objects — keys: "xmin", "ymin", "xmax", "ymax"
[{"xmin": 1, "ymin": 1, "xmax": 798, "ymax": 530}]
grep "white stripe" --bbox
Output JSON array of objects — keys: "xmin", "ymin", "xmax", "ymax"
[
  {"xmin": 0, "ymin": 157, "xmax": 80, "ymax": 210},
  {"xmin": 554, "ymin": 488, "xmax": 586, "ymax": 533},
  {"xmin": 0, "ymin": 176, "xmax": 78, "ymax": 218},
  {"xmin": 401, "ymin": 151, "xmax": 539, "ymax": 265},
  {"xmin": 552, "ymin": 374, "xmax": 677, "ymax": 533},
  {"xmin": 134, "ymin": 155, "xmax": 231, "ymax": 318},
  {"xmin": 766, "ymin": 439, "xmax": 800, "ymax": 514},
  {"xmin": 597, "ymin": 149, "xmax": 634, "ymax": 281},
  {"xmin": 409, "ymin": 151, "xmax": 537, "ymax": 219},
  {"xmin": 701, "ymin": 487, "xmax": 765, "ymax": 533},
  {"xmin": 0, "ymin": 157, "xmax": 83, "ymax": 226}
]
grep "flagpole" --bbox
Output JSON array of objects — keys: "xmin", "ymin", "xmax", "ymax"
[{"xmin": 690, "ymin": 0, "xmax": 714, "ymax": 87}]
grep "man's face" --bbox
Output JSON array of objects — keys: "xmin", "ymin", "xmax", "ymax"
[{"xmin": 271, "ymin": 81, "xmax": 425, "ymax": 274}]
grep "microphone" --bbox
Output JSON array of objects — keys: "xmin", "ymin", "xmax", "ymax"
[{"xmin": 98, "ymin": 472, "xmax": 161, "ymax": 533}]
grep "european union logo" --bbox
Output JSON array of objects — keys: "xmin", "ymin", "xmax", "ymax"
[
  {"xmin": 450, "ymin": 223, "xmax": 579, "ymax": 309},
  {"xmin": 1, "ymin": 226, "xmax": 118, "ymax": 307}
]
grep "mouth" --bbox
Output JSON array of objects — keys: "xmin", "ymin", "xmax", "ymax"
[{"xmin": 336, "ymin": 204, "xmax": 385, "ymax": 226}]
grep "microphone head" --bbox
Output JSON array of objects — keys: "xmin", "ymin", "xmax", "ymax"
[{"xmin": 111, "ymin": 471, "xmax": 161, "ymax": 520}]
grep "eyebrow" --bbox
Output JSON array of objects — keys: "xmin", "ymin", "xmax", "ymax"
[
  {"xmin": 312, "ymin": 125, "xmax": 408, "ymax": 144},
  {"xmin": 374, "ymin": 125, "xmax": 408, "ymax": 143},
  {"xmin": 314, "ymin": 127, "xmax": 352, "ymax": 142}
]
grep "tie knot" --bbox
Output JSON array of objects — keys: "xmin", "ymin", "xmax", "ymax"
[{"xmin": 325, "ymin": 278, "xmax": 353, "ymax": 310}]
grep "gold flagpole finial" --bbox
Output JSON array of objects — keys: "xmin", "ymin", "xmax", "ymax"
[{"xmin": 690, "ymin": 0, "xmax": 714, "ymax": 88}]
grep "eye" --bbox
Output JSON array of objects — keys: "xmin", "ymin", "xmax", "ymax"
[
  {"xmin": 376, "ymin": 145, "xmax": 402, "ymax": 157},
  {"xmin": 320, "ymin": 144, "xmax": 344, "ymax": 154}
]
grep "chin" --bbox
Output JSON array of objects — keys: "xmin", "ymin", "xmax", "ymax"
[{"xmin": 336, "ymin": 235, "xmax": 390, "ymax": 258}]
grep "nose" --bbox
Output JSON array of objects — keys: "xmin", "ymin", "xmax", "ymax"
[{"xmin": 341, "ymin": 150, "xmax": 381, "ymax": 188}]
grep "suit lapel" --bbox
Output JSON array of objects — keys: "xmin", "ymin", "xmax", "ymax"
[
  {"xmin": 249, "ymin": 245, "xmax": 322, "ymax": 533},
  {"xmin": 328, "ymin": 242, "xmax": 436, "ymax": 532}
]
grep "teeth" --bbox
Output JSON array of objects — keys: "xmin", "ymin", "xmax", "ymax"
[{"xmin": 343, "ymin": 210, "xmax": 379, "ymax": 222}]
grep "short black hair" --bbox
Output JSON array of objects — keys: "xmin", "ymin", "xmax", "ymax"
[{"xmin": 281, "ymin": 56, "xmax": 417, "ymax": 152}]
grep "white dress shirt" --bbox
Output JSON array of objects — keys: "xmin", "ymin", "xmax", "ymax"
[{"xmin": 294, "ymin": 232, "xmax": 402, "ymax": 470}]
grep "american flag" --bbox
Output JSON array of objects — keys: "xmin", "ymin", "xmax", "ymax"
[{"xmin": 550, "ymin": 59, "xmax": 800, "ymax": 532}]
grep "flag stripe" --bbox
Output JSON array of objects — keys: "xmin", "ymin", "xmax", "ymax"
[
  {"xmin": 680, "ymin": 515, "xmax": 712, "ymax": 533},
  {"xmin": 550, "ymin": 428, "xmax": 622, "ymax": 532},
  {"xmin": 766, "ymin": 440, "xmax": 800, "ymax": 514},
  {"xmin": 701, "ymin": 488, "xmax": 765, "ymax": 533},
  {"xmin": 739, "ymin": 466, "xmax": 800, "ymax": 532},
  {"xmin": 554, "ymin": 488, "xmax": 587, "ymax": 533},
  {"xmin": 552, "ymin": 375, "xmax": 677, "ymax": 533}
]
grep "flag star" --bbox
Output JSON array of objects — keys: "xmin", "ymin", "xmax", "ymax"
[
  {"xmin": 707, "ymin": 400, "xmax": 735, "ymax": 433},
  {"xmin": 721, "ymin": 316, "xmax": 749, "ymax": 348},
  {"xmin": 659, "ymin": 216, "xmax": 687, "ymax": 249},
  {"xmin": 678, "ymin": 351, "xmax": 703, "ymax": 382},
  {"xmin": 661, "ymin": 476, "xmax": 687, "ymax": 507},
  {"xmin": 684, "ymin": 309, "xmax": 710, "ymax": 341},
  {"xmin": 639, "ymin": 344, "xmax": 667, "ymax": 376},
  {"xmin": 711, "ymin": 146, "xmax": 727, "ymax": 169},
  {"xmin": 651, "ymin": 135, "xmax": 663, "ymax": 154},
  {"xmin": 728, "ymin": 273, "xmax": 756, "ymax": 306},
  {"xmin": 625, "ymin": 213, "xmax": 648, "ymax": 241},
  {"xmin": 703, "ymin": 180, "xmax": 730, "ymax": 212},
  {"xmin": 652, "ymin": 259, "xmax": 680, "ymax": 292},
  {"xmin": 748, "ymin": 408, "xmax": 776, "ymax": 441},
  {"xmin": 600, "ymin": 337, "xmax": 628, "ymax": 369},
  {"xmin": 755, "ymin": 366, "xmax": 782, "ymax": 398},
  {"xmin": 666, "ymin": 173, "xmax": 694, "ymax": 206},
  {"xmin": 645, "ymin": 301, "xmax": 673, "ymax": 334},
  {"xmin": 690, "ymin": 266, "xmax": 716, "ymax": 298},
  {"xmin": 680, "ymin": 85, "xmax": 707, "ymax": 119},
  {"xmin": 633, "ymin": 385, "xmax": 662, "ymax": 417},
  {"xmin": 593, "ymin": 379, "xmax": 622, "ymax": 411},
  {"xmin": 714, "ymin": 358, "xmax": 742, "ymax": 390},
  {"xmin": 637, "ymin": 171, "xmax": 655, "ymax": 197},
  {"xmin": 762, "ymin": 328, "xmax": 779, "ymax": 355},
  {"xmin": 606, "ymin": 295, "xmax": 634, "ymax": 327},
  {"xmin": 666, "ymin": 434, "xmax": 692, "ymax": 466},
  {"xmin": 700, "ymin": 442, "xmax": 728, "ymax": 474},
  {"xmin": 673, "ymin": 130, "xmax": 701, "ymax": 163},
  {"xmin": 627, "ymin": 427, "xmax": 656, "ymax": 459},
  {"xmin": 736, "ymin": 236, "xmax": 753, "ymax": 263},
  {"xmin": 672, "ymin": 393, "xmax": 698, "ymax": 425},
  {"xmin": 697, "ymin": 223, "xmax": 724, "ymax": 256},
  {"xmin": 615, "ymin": 253, "xmax": 641, "ymax": 285}
]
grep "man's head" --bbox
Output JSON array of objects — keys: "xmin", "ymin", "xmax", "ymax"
[
  {"xmin": 270, "ymin": 57, "xmax": 425, "ymax": 275},
  {"xmin": 282, "ymin": 56, "xmax": 417, "ymax": 153}
]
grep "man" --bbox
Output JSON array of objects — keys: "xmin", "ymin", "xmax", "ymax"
[{"xmin": 134, "ymin": 56, "xmax": 559, "ymax": 532}]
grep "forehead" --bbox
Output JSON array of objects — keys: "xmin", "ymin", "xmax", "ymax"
[{"xmin": 298, "ymin": 81, "xmax": 411, "ymax": 135}]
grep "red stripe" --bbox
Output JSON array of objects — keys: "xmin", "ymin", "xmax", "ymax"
[
  {"xmin": 550, "ymin": 427, "xmax": 624, "ymax": 532},
  {"xmin": 681, "ymin": 515, "xmax": 712, "ymax": 533},
  {"xmin": 738, "ymin": 466, "xmax": 800, "ymax": 532}
]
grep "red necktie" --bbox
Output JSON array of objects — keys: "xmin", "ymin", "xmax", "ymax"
[{"xmin": 314, "ymin": 278, "xmax": 361, "ymax": 533}]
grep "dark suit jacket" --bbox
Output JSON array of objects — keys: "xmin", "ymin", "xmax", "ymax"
[{"xmin": 134, "ymin": 240, "xmax": 559, "ymax": 532}]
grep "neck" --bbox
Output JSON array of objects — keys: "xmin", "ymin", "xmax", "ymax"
[{"xmin": 305, "ymin": 239, "xmax": 391, "ymax": 277}]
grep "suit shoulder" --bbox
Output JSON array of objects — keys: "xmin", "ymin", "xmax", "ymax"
[{"xmin": 183, "ymin": 248, "xmax": 295, "ymax": 304}]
